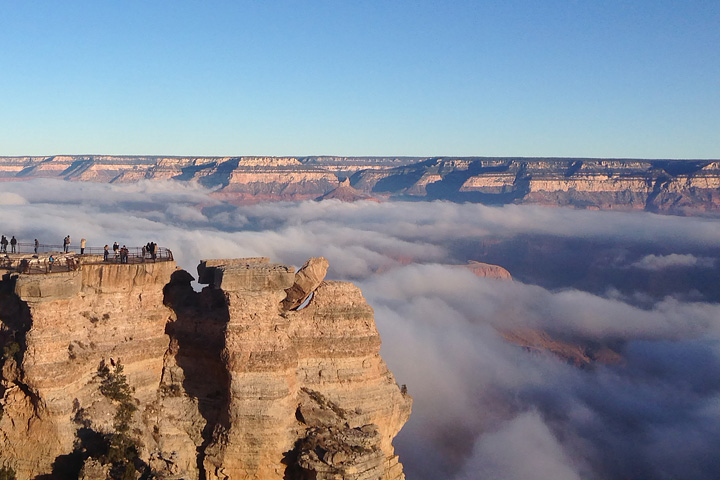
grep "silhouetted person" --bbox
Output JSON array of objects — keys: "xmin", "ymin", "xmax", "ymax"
[
  {"xmin": 10, "ymin": 236, "xmax": 16, "ymax": 253},
  {"xmin": 113, "ymin": 242, "xmax": 119, "ymax": 261},
  {"xmin": 18, "ymin": 259, "xmax": 29, "ymax": 274},
  {"xmin": 104, "ymin": 245, "xmax": 109, "ymax": 262},
  {"xmin": 34, "ymin": 238, "xmax": 39, "ymax": 254},
  {"xmin": 0, "ymin": 236, "xmax": 7, "ymax": 253}
]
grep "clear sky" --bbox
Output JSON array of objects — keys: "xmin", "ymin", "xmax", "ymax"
[{"xmin": 1, "ymin": 0, "xmax": 718, "ymax": 158}]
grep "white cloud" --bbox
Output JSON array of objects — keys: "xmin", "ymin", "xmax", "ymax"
[
  {"xmin": 3, "ymin": 178, "xmax": 720, "ymax": 479},
  {"xmin": 0, "ymin": 192, "xmax": 27, "ymax": 205},
  {"xmin": 457, "ymin": 411, "xmax": 583, "ymax": 480},
  {"xmin": 632, "ymin": 253, "xmax": 715, "ymax": 270}
]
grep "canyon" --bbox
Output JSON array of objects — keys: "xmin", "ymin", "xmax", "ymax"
[
  {"xmin": 0, "ymin": 256, "xmax": 411, "ymax": 479},
  {"xmin": 1, "ymin": 156, "xmax": 719, "ymax": 214}
]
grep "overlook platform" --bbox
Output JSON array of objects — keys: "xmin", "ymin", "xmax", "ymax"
[{"xmin": 0, "ymin": 243, "xmax": 173, "ymax": 274}]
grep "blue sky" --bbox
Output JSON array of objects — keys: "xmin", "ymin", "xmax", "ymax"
[{"xmin": 1, "ymin": 0, "xmax": 718, "ymax": 158}]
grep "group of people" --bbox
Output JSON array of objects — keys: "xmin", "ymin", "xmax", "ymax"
[
  {"xmin": 0, "ymin": 235, "xmax": 17, "ymax": 254},
  {"xmin": 2, "ymin": 235, "xmax": 166, "ymax": 271},
  {"xmin": 62, "ymin": 236, "xmax": 88, "ymax": 254},
  {"xmin": 103, "ymin": 242, "xmax": 148, "ymax": 264},
  {"xmin": 143, "ymin": 241, "xmax": 158, "ymax": 261},
  {"xmin": 103, "ymin": 242, "xmax": 128, "ymax": 263},
  {"xmin": 118, "ymin": 244, "xmax": 130, "ymax": 264},
  {"xmin": 3, "ymin": 236, "xmax": 88, "ymax": 255}
]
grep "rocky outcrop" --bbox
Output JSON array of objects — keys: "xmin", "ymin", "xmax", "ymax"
[
  {"xmin": 0, "ymin": 256, "xmax": 411, "ymax": 479},
  {"xmin": 461, "ymin": 261, "xmax": 512, "ymax": 280},
  {"xmin": 501, "ymin": 328, "xmax": 623, "ymax": 367},
  {"xmin": 0, "ymin": 261, "xmax": 175, "ymax": 477},
  {"xmin": 350, "ymin": 157, "xmax": 720, "ymax": 214},
  {"xmin": 282, "ymin": 257, "xmax": 329, "ymax": 310},
  {"xmin": 2, "ymin": 155, "xmax": 718, "ymax": 213},
  {"xmin": 316, "ymin": 178, "xmax": 380, "ymax": 202}
]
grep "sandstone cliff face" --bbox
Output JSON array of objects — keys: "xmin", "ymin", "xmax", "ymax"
[
  {"xmin": 315, "ymin": 179, "xmax": 380, "ymax": 203},
  {"xmin": 350, "ymin": 157, "xmax": 720, "ymax": 214},
  {"xmin": 461, "ymin": 261, "xmax": 512, "ymax": 281},
  {"xmin": 0, "ymin": 262, "xmax": 175, "ymax": 477},
  {"xmin": 3, "ymin": 155, "xmax": 716, "ymax": 212},
  {"xmin": 0, "ymin": 257, "xmax": 411, "ymax": 479}
]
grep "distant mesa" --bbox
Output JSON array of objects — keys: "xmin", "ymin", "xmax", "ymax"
[{"xmin": 1, "ymin": 155, "xmax": 719, "ymax": 214}]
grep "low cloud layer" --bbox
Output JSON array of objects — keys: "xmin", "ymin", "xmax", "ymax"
[
  {"xmin": 2, "ymin": 179, "xmax": 720, "ymax": 479},
  {"xmin": 632, "ymin": 253, "xmax": 716, "ymax": 270},
  {"xmin": 364, "ymin": 264, "xmax": 720, "ymax": 479}
]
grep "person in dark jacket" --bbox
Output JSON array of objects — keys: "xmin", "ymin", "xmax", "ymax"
[{"xmin": 10, "ymin": 236, "xmax": 16, "ymax": 253}]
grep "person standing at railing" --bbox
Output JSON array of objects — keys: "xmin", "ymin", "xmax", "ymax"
[
  {"xmin": 10, "ymin": 236, "xmax": 16, "ymax": 253},
  {"xmin": 80, "ymin": 238, "xmax": 86, "ymax": 255},
  {"xmin": 113, "ymin": 242, "xmax": 119, "ymax": 260},
  {"xmin": 104, "ymin": 245, "xmax": 109, "ymax": 262},
  {"xmin": 34, "ymin": 239, "xmax": 39, "ymax": 254},
  {"xmin": 0, "ymin": 236, "xmax": 7, "ymax": 253}
]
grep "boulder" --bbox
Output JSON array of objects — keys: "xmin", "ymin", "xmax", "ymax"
[{"xmin": 282, "ymin": 257, "xmax": 329, "ymax": 310}]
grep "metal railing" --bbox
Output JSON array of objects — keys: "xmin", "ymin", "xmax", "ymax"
[{"xmin": 0, "ymin": 243, "xmax": 173, "ymax": 274}]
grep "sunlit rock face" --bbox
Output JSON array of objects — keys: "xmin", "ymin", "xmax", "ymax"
[
  {"xmin": 351, "ymin": 157, "xmax": 720, "ymax": 214},
  {"xmin": 0, "ymin": 257, "xmax": 411, "ymax": 479},
  {"xmin": 0, "ymin": 261, "xmax": 175, "ymax": 477},
  {"xmin": 2, "ymin": 155, "xmax": 717, "ymax": 213}
]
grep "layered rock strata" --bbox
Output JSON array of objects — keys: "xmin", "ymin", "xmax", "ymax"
[
  {"xmin": 2, "ymin": 155, "xmax": 718, "ymax": 213},
  {"xmin": 0, "ymin": 257, "xmax": 411, "ymax": 479},
  {"xmin": 0, "ymin": 261, "xmax": 175, "ymax": 476},
  {"xmin": 352, "ymin": 157, "xmax": 720, "ymax": 214}
]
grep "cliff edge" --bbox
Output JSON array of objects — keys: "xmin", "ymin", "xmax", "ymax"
[{"xmin": 0, "ymin": 257, "xmax": 411, "ymax": 479}]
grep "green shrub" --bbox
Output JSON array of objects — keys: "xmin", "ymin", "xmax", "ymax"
[
  {"xmin": 97, "ymin": 361, "xmax": 137, "ymax": 433},
  {"xmin": 0, "ymin": 466, "xmax": 16, "ymax": 480},
  {"xmin": 2, "ymin": 342, "xmax": 20, "ymax": 361}
]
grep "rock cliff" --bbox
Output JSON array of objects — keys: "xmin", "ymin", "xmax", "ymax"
[
  {"xmin": 2, "ymin": 155, "xmax": 718, "ymax": 213},
  {"xmin": 351, "ymin": 157, "xmax": 720, "ymax": 214},
  {"xmin": 0, "ymin": 257, "xmax": 411, "ymax": 479}
]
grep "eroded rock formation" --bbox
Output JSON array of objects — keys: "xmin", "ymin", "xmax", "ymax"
[
  {"xmin": 1, "ymin": 155, "xmax": 718, "ymax": 213},
  {"xmin": 461, "ymin": 260, "xmax": 513, "ymax": 281},
  {"xmin": 0, "ymin": 257, "xmax": 411, "ymax": 479}
]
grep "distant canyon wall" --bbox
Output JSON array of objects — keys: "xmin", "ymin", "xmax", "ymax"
[{"xmin": 1, "ymin": 155, "xmax": 719, "ymax": 213}]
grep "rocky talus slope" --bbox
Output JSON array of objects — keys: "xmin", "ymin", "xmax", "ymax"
[
  {"xmin": 1, "ymin": 155, "xmax": 718, "ymax": 213},
  {"xmin": 0, "ymin": 257, "xmax": 411, "ymax": 479}
]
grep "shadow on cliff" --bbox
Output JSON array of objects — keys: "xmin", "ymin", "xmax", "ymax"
[
  {"xmin": 163, "ymin": 269, "xmax": 231, "ymax": 478},
  {"xmin": 0, "ymin": 273, "xmax": 32, "ymax": 372},
  {"xmin": 0, "ymin": 273, "xmax": 37, "ymax": 423}
]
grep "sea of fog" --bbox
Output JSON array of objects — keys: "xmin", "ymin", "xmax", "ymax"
[{"xmin": 2, "ymin": 179, "xmax": 720, "ymax": 479}]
